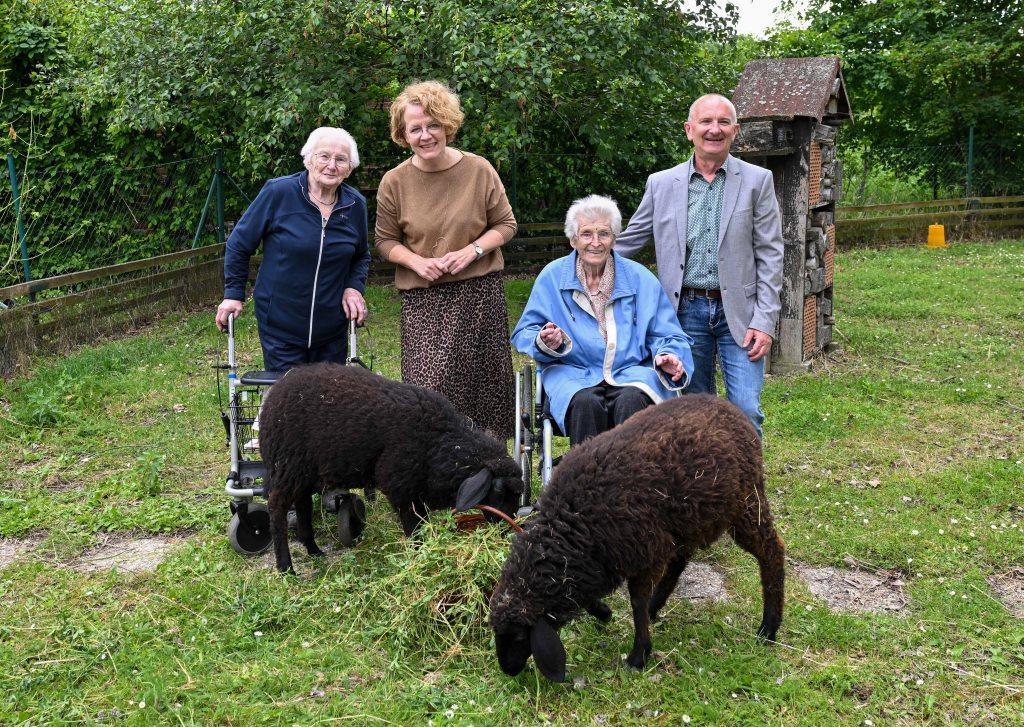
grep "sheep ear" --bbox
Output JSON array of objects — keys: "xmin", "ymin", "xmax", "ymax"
[
  {"xmin": 530, "ymin": 620, "xmax": 567, "ymax": 683},
  {"xmin": 455, "ymin": 468, "xmax": 492, "ymax": 512}
]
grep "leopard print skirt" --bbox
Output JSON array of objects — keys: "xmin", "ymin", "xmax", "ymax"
[{"xmin": 400, "ymin": 272, "xmax": 515, "ymax": 439}]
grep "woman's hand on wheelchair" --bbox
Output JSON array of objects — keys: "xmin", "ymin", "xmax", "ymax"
[
  {"xmin": 216, "ymin": 299, "xmax": 243, "ymax": 331},
  {"xmin": 654, "ymin": 353, "xmax": 684, "ymax": 382}
]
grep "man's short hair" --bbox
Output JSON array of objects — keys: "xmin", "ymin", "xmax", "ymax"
[{"xmin": 687, "ymin": 94, "xmax": 737, "ymax": 124}]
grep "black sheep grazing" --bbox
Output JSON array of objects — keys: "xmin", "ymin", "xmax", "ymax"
[
  {"xmin": 259, "ymin": 363, "xmax": 524, "ymax": 573},
  {"xmin": 489, "ymin": 394, "xmax": 785, "ymax": 682}
]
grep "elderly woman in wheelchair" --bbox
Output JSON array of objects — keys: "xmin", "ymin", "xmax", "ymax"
[{"xmin": 511, "ymin": 194, "xmax": 694, "ymax": 468}]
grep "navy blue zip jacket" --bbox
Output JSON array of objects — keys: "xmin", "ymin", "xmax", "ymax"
[{"xmin": 224, "ymin": 171, "xmax": 370, "ymax": 347}]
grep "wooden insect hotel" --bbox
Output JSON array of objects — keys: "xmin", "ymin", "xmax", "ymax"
[{"xmin": 731, "ymin": 57, "xmax": 853, "ymax": 373}]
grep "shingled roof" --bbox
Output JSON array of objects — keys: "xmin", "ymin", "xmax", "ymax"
[{"xmin": 732, "ymin": 57, "xmax": 853, "ymax": 124}]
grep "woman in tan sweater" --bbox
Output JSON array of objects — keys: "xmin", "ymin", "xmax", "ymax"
[{"xmin": 375, "ymin": 80, "xmax": 516, "ymax": 439}]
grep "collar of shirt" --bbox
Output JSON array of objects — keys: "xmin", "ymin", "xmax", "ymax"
[
  {"xmin": 689, "ymin": 157, "xmax": 728, "ymax": 182},
  {"xmin": 575, "ymin": 254, "xmax": 615, "ymax": 299}
]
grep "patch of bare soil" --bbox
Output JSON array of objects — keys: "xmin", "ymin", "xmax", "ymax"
[
  {"xmin": 74, "ymin": 535, "xmax": 182, "ymax": 573},
  {"xmin": 0, "ymin": 537, "xmax": 37, "ymax": 568},
  {"xmin": 987, "ymin": 568, "xmax": 1024, "ymax": 619},
  {"xmin": 796, "ymin": 561, "xmax": 909, "ymax": 614},
  {"xmin": 668, "ymin": 561, "xmax": 728, "ymax": 603}
]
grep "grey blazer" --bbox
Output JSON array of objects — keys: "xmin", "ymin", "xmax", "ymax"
[{"xmin": 616, "ymin": 154, "xmax": 784, "ymax": 346}]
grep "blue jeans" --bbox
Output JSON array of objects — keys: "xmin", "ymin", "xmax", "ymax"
[{"xmin": 678, "ymin": 292, "xmax": 765, "ymax": 438}]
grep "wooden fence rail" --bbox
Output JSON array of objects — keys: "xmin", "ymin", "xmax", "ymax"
[
  {"xmin": 835, "ymin": 196, "xmax": 1024, "ymax": 244},
  {"xmin": 2, "ymin": 196, "xmax": 1020, "ymax": 374}
]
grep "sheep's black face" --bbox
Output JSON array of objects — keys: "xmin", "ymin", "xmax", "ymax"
[
  {"xmin": 493, "ymin": 619, "xmax": 567, "ymax": 682},
  {"xmin": 482, "ymin": 469, "xmax": 525, "ymax": 521},
  {"xmin": 494, "ymin": 625, "xmax": 531, "ymax": 676},
  {"xmin": 455, "ymin": 463, "xmax": 524, "ymax": 519}
]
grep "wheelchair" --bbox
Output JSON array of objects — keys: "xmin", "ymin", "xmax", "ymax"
[
  {"xmin": 513, "ymin": 363, "xmax": 563, "ymax": 509},
  {"xmin": 216, "ymin": 317, "xmax": 370, "ymax": 556}
]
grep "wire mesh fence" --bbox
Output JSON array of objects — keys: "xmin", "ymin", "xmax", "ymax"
[
  {"xmin": 1, "ymin": 154, "xmax": 219, "ymax": 291},
  {"xmin": 839, "ymin": 139, "xmax": 1024, "ymax": 208}
]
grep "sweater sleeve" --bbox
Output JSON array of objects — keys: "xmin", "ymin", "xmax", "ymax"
[
  {"xmin": 483, "ymin": 162, "xmax": 517, "ymax": 244},
  {"xmin": 373, "ymin": 173, "xmax": 402, "ymax": 260},
  {"xmin": 224, "ymin": 180, "xmax": 275, "ymax": 301}
]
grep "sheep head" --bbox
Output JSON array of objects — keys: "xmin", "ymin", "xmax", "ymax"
[
  {"xmin": 492, "ymin": 617, "xmax": 566, "ymax": 683},
  {"xmin": 455, "ymin": 466, "xmax": 524, "ymax": 521}
]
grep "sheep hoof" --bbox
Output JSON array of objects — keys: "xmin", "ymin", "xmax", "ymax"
[
  {"xmin": 756, "ymin": 624, "xmax": 779, "ymax": 644},
  {"xmin": 305, "ymin": 545, "xmax": 325, "ymax": 557},
  {"xmin": 587, "ymin": 601, "xmax": 613, "ymax": 623},
  {"xmin": 624, "ymin": 648, "xmax": 651, "ymax": 671}
]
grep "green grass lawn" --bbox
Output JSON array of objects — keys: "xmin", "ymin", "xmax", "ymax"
[{"xmin": 1, "ymin": 240, "xmax": 1022, "ymax": 725}]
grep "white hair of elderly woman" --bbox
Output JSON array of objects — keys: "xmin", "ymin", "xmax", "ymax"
[
  {"xmin": 564, "ymin": 194, "xmax": 623, "ymax": 240},
  {"xmin": 300, "ymin": 127, "xmax": 361, "ymax": 169}
]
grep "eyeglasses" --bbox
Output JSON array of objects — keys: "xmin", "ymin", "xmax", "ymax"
[
  {"xmin": 314, "ymin": 152, "xmax": 351, "ymax": 166},
  {"xmin": 576, "ymin": 230, "xmax": 614, "ymax": 243}
]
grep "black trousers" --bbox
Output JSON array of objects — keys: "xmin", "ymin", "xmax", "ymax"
[{"xmin": 564, "ymin": 382, "xmax": 654, "ymax": 446}]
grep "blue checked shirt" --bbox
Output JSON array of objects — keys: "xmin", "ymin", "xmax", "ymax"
[{"xmin": 682, "ymin": 160, "xmax": 727, "ymax": 290}]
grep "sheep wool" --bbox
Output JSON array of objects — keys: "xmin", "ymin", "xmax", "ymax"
[
  {"xmin": 490, "ymin": 393, "xmax": 785, "ymax": 682},
  {"xmin": 259, "ymin": 363, "xmax": 524, "ymax": 573}
]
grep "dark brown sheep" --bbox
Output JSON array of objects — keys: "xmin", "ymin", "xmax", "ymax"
[
  {"xmin": 259, "ymin": 363, "xmax": 523, "ymax": 573},
  {"xmin": 489, "ymin": 394, "xmax": 784, "ymax": 682}
]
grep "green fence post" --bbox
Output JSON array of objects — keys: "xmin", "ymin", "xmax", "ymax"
[
  {"xmin": 6, "ymin": 153, "xmax": 33, "ymax": 297},
  {"xmin": 966, "ymin": 125, "xmax": 975, "ymax": 198},
  {"xmin": 215, "ymin": 148, "xmax": 225, "ymax": 245}
]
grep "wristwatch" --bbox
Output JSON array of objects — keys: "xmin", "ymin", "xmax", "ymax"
[{"xmin": 473, "ymin": 242, "xmax": 484, "ymax": 260}]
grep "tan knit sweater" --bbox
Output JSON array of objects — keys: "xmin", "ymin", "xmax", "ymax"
[{"xmin": 375, "ymin": 151, "xmax": 517, "ymax": 290}]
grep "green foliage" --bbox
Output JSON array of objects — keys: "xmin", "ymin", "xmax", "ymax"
[
  {"xmin": 765, "ymin": 0, "xmax": 1024, "ymax": 195},
  {"xmin": 4, "ymin": 0, "xmax": 741, "ymax": 249}
]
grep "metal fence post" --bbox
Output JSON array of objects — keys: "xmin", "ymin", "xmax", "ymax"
[
  {"xmin": 6, "ymin": 153, "xmax": 33, "ymax": 294},
  {"xmin": 966, "ymin": 125, "xmax": 975, "ymax": 198},
  {"xmin": 215, "ymin": 148, "xmax": 225, "ymax": 245}
]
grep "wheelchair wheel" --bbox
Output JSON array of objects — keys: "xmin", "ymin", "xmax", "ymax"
[
  {"xmin": 227, "ymin": 502, "xmax": 272, "ymax": 555},
  {"xmin": 336, "ymin": 494, "xmax": 367, "ymax": 548}
]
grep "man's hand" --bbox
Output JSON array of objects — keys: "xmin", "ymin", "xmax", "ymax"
[
  {"xmin": 438, "ymin": 245, "xmax": 479, "ymax": 275},
  {"xmin": 538, "ymin": 322, "xmax": 564, "ymax": 350},
  {"xmin": 654, "ymin": 353, "xmax": 685, "ymax": 382},
  {"xmin": 216, "ymin": 298, "xmax": 243, "ymax": 331},
  {"xmin": 342, "ymin": 288, "xmax": 368, "ymax": 324},
  {"xmin": 742, "ymin": 328, "xmax": 773, "ymax": 362}
]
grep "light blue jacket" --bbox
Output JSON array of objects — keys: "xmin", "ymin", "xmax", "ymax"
[{"xmin": 512, "ymin": 251, "xmax": 694, "ymax": 432}]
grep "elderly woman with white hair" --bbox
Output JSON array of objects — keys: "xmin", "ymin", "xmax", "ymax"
[
  {"xmin": 511, "ymin": 195, "xmax": 694, "ymax": 445},
  {"xmin": 216, "ymin": 127, "xmax": 370, "ymax": 371}
]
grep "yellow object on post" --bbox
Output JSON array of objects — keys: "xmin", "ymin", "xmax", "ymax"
[{"xmin": 927, "ymin": 224, "xmax": 947, "ymax": 248}]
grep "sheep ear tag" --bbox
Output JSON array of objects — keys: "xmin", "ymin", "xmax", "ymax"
[
  {"xmin": 530, "ymin": 619, "xmax": 567, "ymax": 683},
  {"xmin": 455, "ymin": 468, "xmax": 493, "ymax": 512}
]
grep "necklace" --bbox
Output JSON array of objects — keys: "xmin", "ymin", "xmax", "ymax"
[{"xmin": 308, "ymin": 186, "xmax": 337, "ymax": 207}]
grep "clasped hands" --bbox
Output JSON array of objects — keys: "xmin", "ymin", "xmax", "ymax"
[{"xmin": 412, "ymin": 245, "xmax": 479, "ymax": 281}]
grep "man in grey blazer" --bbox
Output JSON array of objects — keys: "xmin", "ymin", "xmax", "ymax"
[{"xmin": 616, "ymin": 93, "xmax": 783, "ymax": 437}]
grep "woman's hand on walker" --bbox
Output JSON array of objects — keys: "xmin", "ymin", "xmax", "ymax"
[
  {"xmin": 216, "ymin": 299, "xmax": 243, "ymax": 331},
  {"xmin": 342, "ymin": 288, "xmax": 368, "ymax": 324}
]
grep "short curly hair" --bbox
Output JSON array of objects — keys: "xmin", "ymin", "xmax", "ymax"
[{"xmin": 389, "ymin": 80, "xmax": 465, "ymax": 147}]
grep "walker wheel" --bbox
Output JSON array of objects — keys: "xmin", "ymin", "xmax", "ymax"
[
  {"xmin": 227, "ymin": 503, "xmax": 272, "ymax": 555},
  {"xmin": 336, "ymin": 495, "xmax": 367, "ymax": 547}
]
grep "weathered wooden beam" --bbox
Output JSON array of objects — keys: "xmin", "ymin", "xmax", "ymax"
[{"xmin": 0, "ymin": 243, "xmax": 224, "ymax": 300}]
